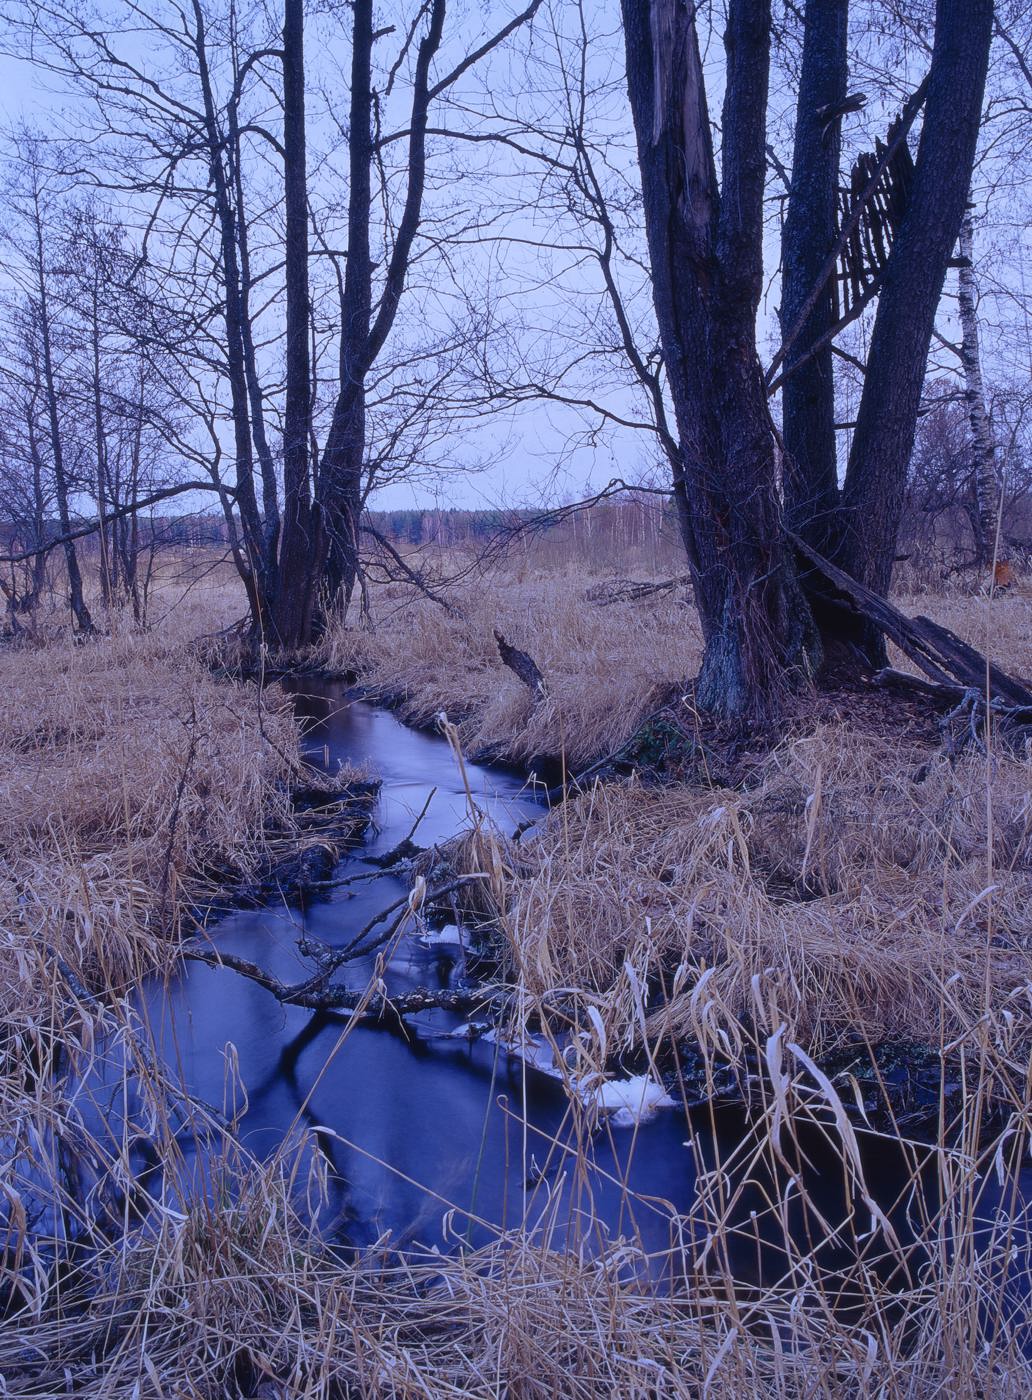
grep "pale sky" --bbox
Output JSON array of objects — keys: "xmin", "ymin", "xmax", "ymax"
[{"xmin": 0, "ymin": 2, "xmax": 1029, "ymax": 515}]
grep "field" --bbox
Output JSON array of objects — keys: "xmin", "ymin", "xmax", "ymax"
[{"xmin": 2, "ymin": 538, "xmax": 1032, "ymax": 1396}]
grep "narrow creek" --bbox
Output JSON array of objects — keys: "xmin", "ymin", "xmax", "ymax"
[
  {"xmin": 143, "ymin": 682, "xmax": 708, "ymax": 1266},
  {"xmin": 130, "ymin": 682, "xmax": 1032, "ymax": 1307}
]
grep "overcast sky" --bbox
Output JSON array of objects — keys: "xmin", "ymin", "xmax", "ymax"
[{"xmin": 1, "ymin": 2, "xmax": 1030, "ymax": 515}]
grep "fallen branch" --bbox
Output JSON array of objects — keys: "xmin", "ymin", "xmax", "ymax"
[
  {"xmin": 585, "ymin": 574, "xmax": 693, "ymax": 606},
  {"xmin": 185, "ymin": 873, "xmax": 491, "ymax": 1009},
  {"xmin": 182, "ymin": 944, "xmax": 504, "ymax": 1019}
]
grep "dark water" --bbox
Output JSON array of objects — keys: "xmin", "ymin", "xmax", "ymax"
[
  {"xmin": 76, "ymin": 683, "xmax": 1032, "ymax": 1317},
  {"xmin": 139, "ymin": 684, "xmax": 707, "ymax": 1265}
]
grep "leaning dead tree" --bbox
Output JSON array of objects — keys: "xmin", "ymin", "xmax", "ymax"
[{"xmin": 789, "ymin": 530, "xmax": 1032, "ymax": 739}]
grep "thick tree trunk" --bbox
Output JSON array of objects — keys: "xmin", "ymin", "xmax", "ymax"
[
  {"xmin": 315, "ymin": 0, "xmax": 375, "ymax": 622},
  {"xmin": 318, "ymin": 408, "xmax": 366, "ymax": 618},
  {"xmin": 273, "ymin": 0, "xmax": 317, "ymax": 649},
  {"xmin": 779, "ymin": 0, "xmax": 848, "ymax": 553},
  {"xmin": 957, "ymin": 212, "xmax": 1001, "ymax": 570},
  {"xmin": 839, "ymin": 0, "xmax": 993, "ymax": 638},
  {"xmin": 621, "ymin": 0, "xmax": 815, "ymax": 721}
]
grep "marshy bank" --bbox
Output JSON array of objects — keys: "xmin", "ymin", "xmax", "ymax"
[{"xmin": 4, "ymin": 573, "xmax": 1032, "ymax": 1396}]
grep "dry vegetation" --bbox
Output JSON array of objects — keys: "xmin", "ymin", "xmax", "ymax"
[
  {"xmin": 484, "ymin": 725, "xmax": 1032, "ymax": 1057},
  {"xmin": 326, "ymin": 552, "xmax": 1032, "ymax": 768},
  {"xmin": 3, "ymin": 546, "xmax": 1032, "ymax": 1396},
  {"xmin": 0, "ymin": 607, "xmax": 301, "ymax": 1016},
  {"xmin": 324, "ymin": 574, "xmax": 702, "ymax": 768}
]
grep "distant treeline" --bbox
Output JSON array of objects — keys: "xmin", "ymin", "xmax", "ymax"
[
  {"xmin": 1, "ymin": 497, "xmax": 679, "ymax": 555},
  {"xmin": 0, "ymin": 514, "xmax": 232, "ymax": 552},
  {"xmin": 370, "ymin": 499, "xmax": 678, "ymax": 549}
]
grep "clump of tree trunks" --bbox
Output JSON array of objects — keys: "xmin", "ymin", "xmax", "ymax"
[{"xmin": 621, "ymin": 0, "xmax": 998, "ymax": 722}]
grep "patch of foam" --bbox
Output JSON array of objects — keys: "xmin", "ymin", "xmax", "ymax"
[
  {"xmin": 476, "ymin": 1029, "xmax": 676, "ymax": 1127},
  {"xmin": 416, "ymin": 922, "xmax": 463, "ymax": 947},
  {"xmin": 590, "ymin": 1075, "xmax": 676, "ymax": 1127}
]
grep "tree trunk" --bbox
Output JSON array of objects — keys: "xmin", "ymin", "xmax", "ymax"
[
  {"xmin": 621, "ymin": 0, "xmax": 815, "ymax": 721},
  {"xmin": 227, "ymin": 85, "xmax": 281, "ymax": 589},
  {"xmin": 957, "ymin": 211, "xmax": 1001, "ymax": 570},
  {"xmin": 89, "ymin": 266, "xmax": 113, "ymax": 608},
  {"xmin": 27, "ymin": 407, "xmax": 49, "ymax": 604},
  {"xmin": 32, "ymin": 199, "xmax": 93, "ymax": 635},
  {"xmin": 191, "ymin": 0, "xmax": 267, "ymax": 633},
  {"xmin": 839, "ymin": 0, "xmax": 993, "ymax": 642},
  {"xmin": 273, "ymin": 0, "xmax": 316, "ymax": 649},
  {"xmin": 315, "ymin": 0, "xmax": 447, "ymax": 630},
  {"xmin": 315, "ymin": 0, "xmax": 374, "ymax": 622},
  {"xmin": 779, "ymin": 0, "xmax": 848, "ymax": 554}
]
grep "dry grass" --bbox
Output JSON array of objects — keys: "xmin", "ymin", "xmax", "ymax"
[
  {"xmin": 2, "ymin": 988, "xmax": 1029, "ymax": 1399},
  {"xmin": 323, "ymin": 574, "xmax": 702, "ymax": 769},
  {"xmin": 324, "ymin": 553, "xmax": 1032, "ymax": 773},
  {"xmin": 481, "ymin": 723, "xmax": 1032, "ymax": 1062},
  {"xmin": 3, "ymin": 549, "xmax": 1032, "ymax": 1397},
  {"xmin": 3, "ymin": 987, "xmax": 1029, "ymax": 1398},
  {"xmin": 0, "ymin": 618, "xmax": 303, "ymax": 1024}
]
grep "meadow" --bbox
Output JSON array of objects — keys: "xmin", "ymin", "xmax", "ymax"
[{"xmin": 2, "ymin": 536, "xmax": 1032, "ymax": 1396}]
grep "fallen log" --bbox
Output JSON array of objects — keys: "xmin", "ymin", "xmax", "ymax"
[
  {"xmin": 788, "ymin": 531, "xmax": 1032, "ymax": 710},
  {"xmin": 585, "ymin": 574, "xmax": 693, "ymax": 606}
]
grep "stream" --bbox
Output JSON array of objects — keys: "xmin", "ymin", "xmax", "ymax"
[
  {"xmin": 142, "ymin": 683, "xmax": 705, "ymax": 1267},
  {"xmin": 74, "ymin": 683, "xmax": 1032, "ymax": 1316}
]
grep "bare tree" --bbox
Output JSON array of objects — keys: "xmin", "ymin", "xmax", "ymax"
[
  {"xmin": 3, "ymin": 0, "xmax": 544, "ymax": 649},
  {"xmin": 3, "ymin": 141, "xmax": 95, "ymax": 633},
  {"xmin": 956, "ymin": 211, "xmax": 1003, "ymax": 571}
]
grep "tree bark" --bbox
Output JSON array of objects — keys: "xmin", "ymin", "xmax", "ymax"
[
  {"xmin": 273, "ymin": 0, "xmax": 316, "ymax": 649},
  {"xmin": 839, "ymin": 0, "xmax": 993, "ymax": 639},
  {"xmin": 621, "ymin": 0, "xmax": 816, "ymax": 721},
  {"xmin": 957, "ymin": 212, "xmax": 1001, "ymax": 570},
  {"xmin": 315, "ymin": 0, "xmax": 376, "ymax": 619},
  {"xmin": 779, "ymin": 0, "xmax": 849, "ymax": 554}
]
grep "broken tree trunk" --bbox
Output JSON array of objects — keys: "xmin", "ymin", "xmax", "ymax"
[{"xmin": 495, "ymin": 630, "xmax": 546, "ymax": 696}]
